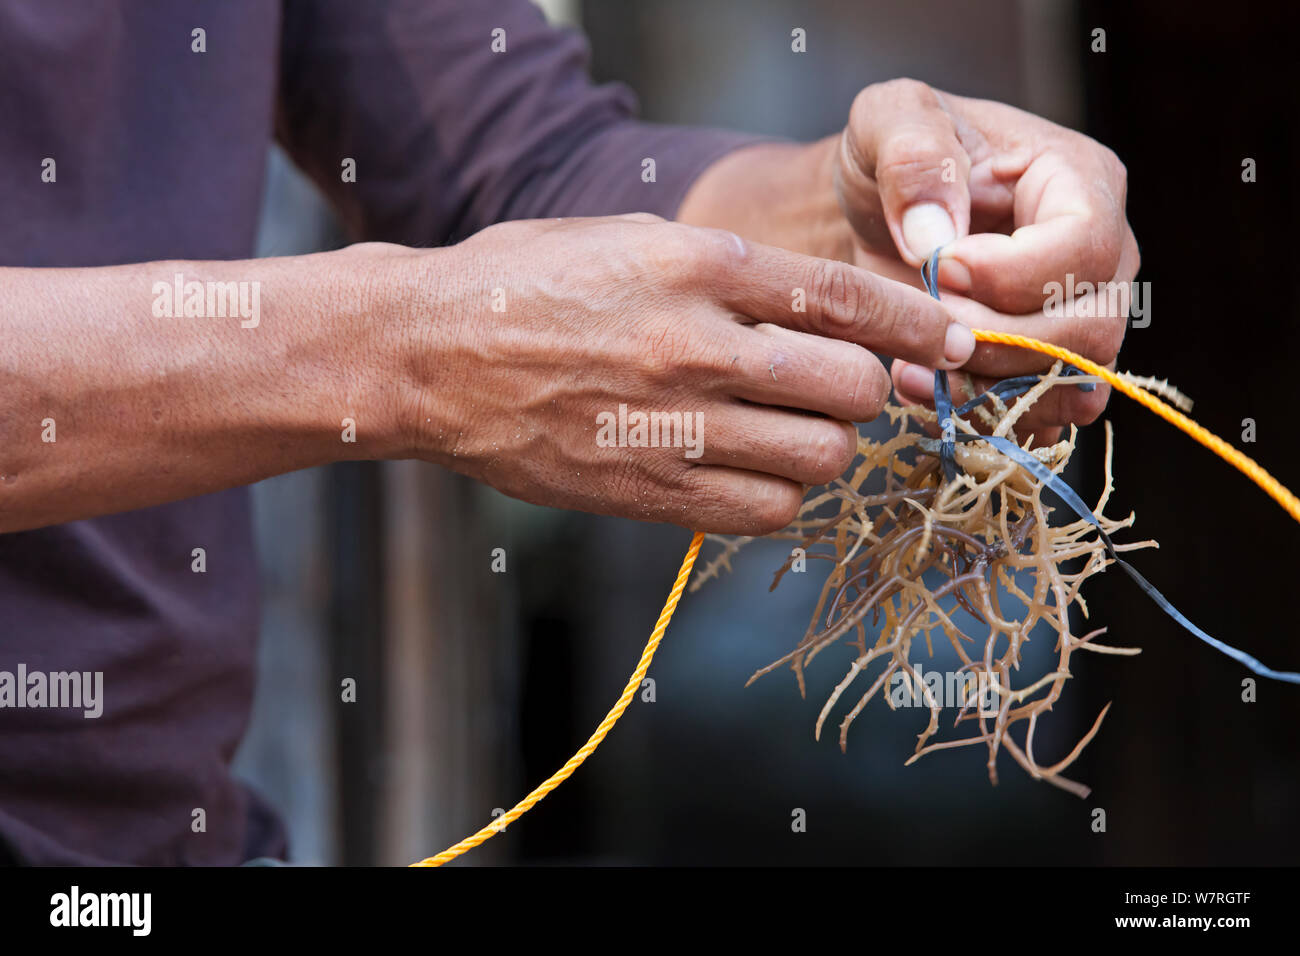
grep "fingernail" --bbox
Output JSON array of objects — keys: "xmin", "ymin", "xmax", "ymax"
[
  {"xmin": 896, "ymin": 362, "xmax": 934, "ymax": 397},
  {"xmin": 943, "ymin": 322, "xmax": 976, "ymax": 366},
  {"xmin": 901, "ymin": 203, "xmax": 956, "ymax": 261},
  {"xmin": 937, "ymin": 256, "xmax": 972, "ymax": 293}
]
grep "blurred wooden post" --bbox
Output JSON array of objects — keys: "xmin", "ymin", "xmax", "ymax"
[{"xmin": 379, "ymin": 461, "xmax": 511, "ymax": 866}]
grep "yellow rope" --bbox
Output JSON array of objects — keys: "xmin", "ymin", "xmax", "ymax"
[
  {"xmin": 413, "ymin": 329, "xmax": 1299, "ymax": 867},
  {"xmin": 969, "ymin": 330, "xmax": 1300, "ymax": 524},
  {"xmin": 410, "ymin": 530, "xmax": 705, "ymax": 866}
]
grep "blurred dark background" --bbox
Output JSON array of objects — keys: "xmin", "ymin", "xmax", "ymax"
[{"xmin": 235, "ymin": 0, "xmax": 1300, "ymax": 865}]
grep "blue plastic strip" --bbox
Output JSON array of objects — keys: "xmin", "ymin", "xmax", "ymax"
[
  {"xmin": 923, "ymin": 250, "xmax": 958, "ymax": 482},
  {"xmin": 954, "ymin": 375, "xmax": 1040, "ymax": 417},
  {"xmin": 957, "ymin": 433, "xmax": 1300, "ymax": 684}
]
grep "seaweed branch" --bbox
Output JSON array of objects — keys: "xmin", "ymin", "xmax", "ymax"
[{"xmin": 693, "ymin": 364, "xmax": 1155, "ymax": 798}]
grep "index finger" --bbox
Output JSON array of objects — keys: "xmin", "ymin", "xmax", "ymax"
[{"xmin": 704, "ymin": 233, "xmax": 976, "ymax": 369}]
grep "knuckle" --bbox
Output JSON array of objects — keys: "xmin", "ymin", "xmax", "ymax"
[
  {"xmin": 641, "ymin": 222, "xmax": 698, "ymax": 278},
  {"xmin": 843, "ymin": 352, "xmax": 890, "ymax": 420},
  {"xmin": 696, "ymin": 225, "xmax": 744, "ymax": 258},
  {"xmin": 851, "ymin": 78, "xmax": 939, "ymax": 137},
  {"xmin": 808, "ymin": 259, "xmax": 865, "ymax": 337},
  {"xmin": 750, "ymin": 481, "xmax": 803, "ymax": 535},
  {"xmin": 1101, "ymin": 144, "xmax": 1128, "ymax": 187},
  {"xmin": 868, "ymin": 284, "xmax": 936, "ymax": 360},
  {"xmin": 1055, "ymin": 221, "xmax": 1122, "ymax": 286},
  {"xmin": 902, "ymin": 297, "xmax": 946, "ymax": 358},
  {"xmin": 1092, "ymin": 223, "xmax": 1125, "ymax": 275},
  {"xmin": 800, "ymin": 423, "xmax": 856, "ymax": 483},
  {"xmin": 849, "ymin": 85, "xmax": 874, "ymax": 120},
  {"xmin": 880, "ymin": 76, "xmax": 936, "ymax": 104},
  {"xmin": 1074, "ymin": 316, "xmax": 1125, "ymax": 366},
  {"xmin": 1095, "ymin": 315, "xmax": 1127, "ymax": 365},
  {"xmin": 1101, "ymin": 318, "xmax": 1126, "ymax": 364},
  {"xmin": 678, "ymin": 225, "xmax": 737, "ymax": 283}
]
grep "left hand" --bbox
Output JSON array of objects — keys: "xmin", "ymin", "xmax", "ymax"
[{"xmin": 834, "ymin": 78, "xmax": 1138, "ymax": 441}]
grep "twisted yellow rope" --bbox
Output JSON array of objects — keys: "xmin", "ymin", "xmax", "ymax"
[
  {"xmin": 970, "ymin": 330, "xmax": 1300, "ymax": 524},
  {"xmin": 411, "ymin": 530, "xmax": 705, "ymax": 866},
  {"xmin": 413, "ymin": 329, "xmax": 1299, "ymax": 867}
]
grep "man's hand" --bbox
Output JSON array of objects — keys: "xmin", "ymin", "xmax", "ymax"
[
  {"xmin": 680, "ymin": 78, "xmax": 1138, "ymax": 443},
  {"xmin": 838, "ymin": 78, "xmax": 1135, "ymax": 439},
  {"xmin": 0, "ymin": 219, "xmax": 970, "ymax": 534},
  {"xmin": 0, "ymin": 216, "xmax": 974, "ymax": 534},
  {"xmin": 386, "ymin": 215, "xmax": 976, "ymax": 534}
]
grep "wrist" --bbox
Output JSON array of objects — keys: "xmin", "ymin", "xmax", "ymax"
[
  {"xmin": 308, "ymin": 242, "xmax": 421, "ymax": 463},
  {"xmin": 338, "ymin": 240, "xmax": 473, "ymax": 464}
]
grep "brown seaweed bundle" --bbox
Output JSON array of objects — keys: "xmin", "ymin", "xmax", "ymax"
[{"xmin": 692, "ymin": 363, "xmax": 1161, "ymax": 798}]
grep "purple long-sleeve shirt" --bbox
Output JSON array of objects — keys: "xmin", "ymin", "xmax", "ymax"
[{"xmin": 0, "ymin": 0, "xmax": 759, "ymax": 865}]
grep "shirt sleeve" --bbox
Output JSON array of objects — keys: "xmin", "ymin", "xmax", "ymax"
[{"xmin": 275, "ymin": 0, "xmax": 771, "ymax": 245}]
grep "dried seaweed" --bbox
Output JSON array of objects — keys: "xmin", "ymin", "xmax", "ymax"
[{"xmin": 693, "ymin": 363, "xmax": 1155, "ymax": 798}]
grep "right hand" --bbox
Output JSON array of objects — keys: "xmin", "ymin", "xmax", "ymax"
[{"xmin": 379, "ymin": 214, "xmax": 974, "ymax": 535}]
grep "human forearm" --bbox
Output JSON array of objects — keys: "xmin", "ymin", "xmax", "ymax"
[
  {"xmin": 2, "ymin": 216, "xmax": 976, "ymax": 538},
  {"xmin": 0, "ymin": 246, "xmax": 407, "ymax": 532}
]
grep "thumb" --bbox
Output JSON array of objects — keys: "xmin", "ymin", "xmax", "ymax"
[
  {"xmin": 900, "ymin": 203, "xmax": 959, "ymax": 264},
  {"xmin": 846, "ymin": 79, "xmax": 972, "ymax": 265}
]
